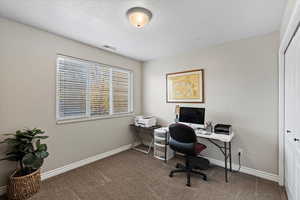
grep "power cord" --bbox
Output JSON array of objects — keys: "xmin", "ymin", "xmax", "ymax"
[{"xmin": 237, "ymin": 152, "xmax": 242, "ymax": 172}]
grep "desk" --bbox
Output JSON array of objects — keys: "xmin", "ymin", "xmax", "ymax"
[
  {"xmin": 156, "ymin": 127, "xmax": 234, "ymax": 182},
  {"xmin": 130, "ymin": 124, "xmax": 161, "ymax": 154},
  {"xmin": 195, "ymin": 130, "xmax": 234, "ymax": 182}
]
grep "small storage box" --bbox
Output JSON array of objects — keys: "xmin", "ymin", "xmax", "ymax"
[
  {"xmin": 154, "ymin": 148, "xmax": 165, "ymax": 159},
  {"xmin": 154, "ymin": 128, "xmax": 167, "ymax": 138},
  {"xmin": 154, "ymin": 136, "xmax": 166, "ymax": 145},
  {"xmin": 153, "ymin": 128, "xmax": 174, "ymax": 161}
]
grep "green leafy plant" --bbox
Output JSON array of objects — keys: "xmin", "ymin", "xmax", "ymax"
[{"xmin": 0, "ymin": 128, "xmax": 49, "ymax": 176}]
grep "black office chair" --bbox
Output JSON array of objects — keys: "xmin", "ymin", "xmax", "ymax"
[{"xmin": 168, "ymin": 123, "xmax": 208, "ymax": 186}]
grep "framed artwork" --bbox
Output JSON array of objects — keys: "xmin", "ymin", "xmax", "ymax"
[{"xmin": 166, "ymin": 69, "xmax": 204, "ymax": 103}]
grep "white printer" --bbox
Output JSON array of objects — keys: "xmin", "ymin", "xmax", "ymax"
[{"xmin": 134, "ymin": 116, "xmax": 157, "ymax": 128}]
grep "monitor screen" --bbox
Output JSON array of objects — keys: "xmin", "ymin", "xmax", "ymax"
[{"xmin": 179, "ymin": 107, "xmax": 205, "ymax": 125}]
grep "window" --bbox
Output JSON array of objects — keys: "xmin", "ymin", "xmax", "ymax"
[{"xmin": 56, "ymin": 56, "xmax": 133, "ymax": 122}]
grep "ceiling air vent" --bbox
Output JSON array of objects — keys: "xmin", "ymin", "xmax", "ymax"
[{"xmin": 102, "ymin": 45, "xmax": 117, "ymax": 51}]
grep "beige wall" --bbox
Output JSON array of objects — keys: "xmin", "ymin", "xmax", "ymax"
[
  {"xmin": 0, "ymin": 18, "xmax": 142, "ymax": 187},
  {"xmin": 280, "ymin": 0, "xmax": 298, "ymax": 40},
  {"xmin": 142, "ymin": 32, "xmax": 279, "ymax": 174}
]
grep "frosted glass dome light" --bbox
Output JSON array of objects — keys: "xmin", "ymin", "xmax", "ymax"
[{"xmin": 127, "ymin": 7, "xmax": 152, "ymax": 28}]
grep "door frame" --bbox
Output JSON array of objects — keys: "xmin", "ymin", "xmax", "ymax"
[{"xmin": 279, "ymin": 0, "xmax": 300, "ymax": 186}]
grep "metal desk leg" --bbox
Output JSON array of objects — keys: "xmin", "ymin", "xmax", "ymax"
[
  {"xmin": 224, "ymin": 142, "xmax": 228, "ymax": 183},
  {"xmin": 147, "ymin": 138, "xmax": 154, "ymax": 154},
  {"xmin": 131, "ymin": 129, "xmax": 139, "ymax": 148},
  {"xmin": 164, "ymin": 131, "xmax": 168, "ymax": 163},
  {"xmin": 229, "ymin": 142, "xmax": 232, "ymax": 172},
  {"xmin": 206, "ymin": 138, "xmax": 231, "ymax": 182},
  {"xmin": 132, "ymin": 137, "xmax": 154, "ymax": 154},
  {"xmin": 164, "ymin": 144, "xmax": 167, "ymax": 163},
  {"xmin": 132, "ymin": 127, "xmax": 154, "ymax": 154}
]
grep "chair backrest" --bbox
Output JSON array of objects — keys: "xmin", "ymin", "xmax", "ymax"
[{"xmin": 168, "ymin": 123, "xmax": 197, "ymax": 155}]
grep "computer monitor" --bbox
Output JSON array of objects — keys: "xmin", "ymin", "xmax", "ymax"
[{"xmin": 179, "ymin": 107, "xmax": 205, "ymax": 127}]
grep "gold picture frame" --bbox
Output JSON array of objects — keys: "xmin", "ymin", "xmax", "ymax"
[{"xmin": 166, "ymin": 69, "xmax": 204, "ymax": 103}]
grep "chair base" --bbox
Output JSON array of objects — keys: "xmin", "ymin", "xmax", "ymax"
[{"xmin": 169, "ymin": 163, "xmax": 207, "ymax": 187}]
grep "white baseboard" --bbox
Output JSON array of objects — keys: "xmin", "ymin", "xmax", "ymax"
[
  {"xmin": 0, "ymin": 143, "xmax": 133, "ymax": 195},
  {"xmin": 0, "ymin": 185, "xmax": 7, "ymax": 196},
  {"xmin": 41, "ymin": 144, "xmax": 132, "ymax": 180},
  {"xmin": 0, "ymin": 144, "xmax": 279, "ymax": 196},
  {"xmin": 205, "ymin": 157, "xmax": 279, "ymax": 183}
]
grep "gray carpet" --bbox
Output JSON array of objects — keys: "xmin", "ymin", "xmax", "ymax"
[{"xmin": 1, "ymin": 150, "xmax": 287, "ymax": 200}]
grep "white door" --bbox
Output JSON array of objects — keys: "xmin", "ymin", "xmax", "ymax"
[
  {"xmin": 285, "ymin": 37, "xmax": 296, "ymax": 200},
  {"xmin": 294, "ymin": 26, "xmax": 300, "ymax": 200},
  {"xmin": 295, "ymin": 149, "xmax": 300, "ymax": 200},
  {"xmin": 284, "ymin": 27, "xmax": 299, "ymax": 200}
]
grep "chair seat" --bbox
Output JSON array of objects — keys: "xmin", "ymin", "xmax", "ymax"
[{"xmin": 195, "ymin": 143, "xmax": 206, "ymax": 154}]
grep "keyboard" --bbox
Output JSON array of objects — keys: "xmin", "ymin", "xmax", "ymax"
[{"xmin": 195, "ymin": 129, "xmax": 212, "ymax": 135}]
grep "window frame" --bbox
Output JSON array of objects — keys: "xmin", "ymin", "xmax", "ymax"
[{"xmin": 56, "ymin": 55, "xmax": 134, "ymax": 124}]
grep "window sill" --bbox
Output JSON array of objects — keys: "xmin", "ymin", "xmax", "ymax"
[{"xmin": 56, "ymin": 112, "xmax": 135, "ymax": 125}]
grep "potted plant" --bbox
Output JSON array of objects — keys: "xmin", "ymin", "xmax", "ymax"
[{"xmin": 0, "ymin": 128, "xmax": 49, "ymax": 200}]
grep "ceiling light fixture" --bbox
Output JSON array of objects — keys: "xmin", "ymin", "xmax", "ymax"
[{"xmin": 126, "ymin": 7, "xmax": 152, "ymax": 28}]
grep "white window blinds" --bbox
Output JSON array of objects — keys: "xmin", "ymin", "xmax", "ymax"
[
  {"xmin": 89, "ymin": 65, "xmax": 110, "ymax": 116},
  {"xmin": 57, "ymin": 58, "xmax": 88, "ymax": 119},
  {"xmin": 112, "ymin": 69, "xmax": 130, "ymax": 114},
  {"xmin": 56, "ymin": 56, "xmax": 133, "ymax": 121}
]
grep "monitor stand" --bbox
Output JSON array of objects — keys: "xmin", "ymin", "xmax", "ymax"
[{"xmin": 178, "ymin": 122, "xmax": 205, "ymax": 130}]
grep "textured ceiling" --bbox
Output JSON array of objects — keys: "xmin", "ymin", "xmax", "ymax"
[{"xmin": 0, "ymin": 0, "xmax": 286, "ymax": 61}]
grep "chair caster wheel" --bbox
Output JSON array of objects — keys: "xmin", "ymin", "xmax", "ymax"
[
  {"xmin": 176, "ymin": 164, "xmax": 181, "ymax": 168},
  {"xmin": 203, "ymin": 176, "xmax": 207, "ymax": 181},
  {"xmin": 169, "ymin": 173, "xmax": 173, "ymax": 177},
  {"xmin": 186, "ymin": 183, "xmax": 191, "ymax": 187}
]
